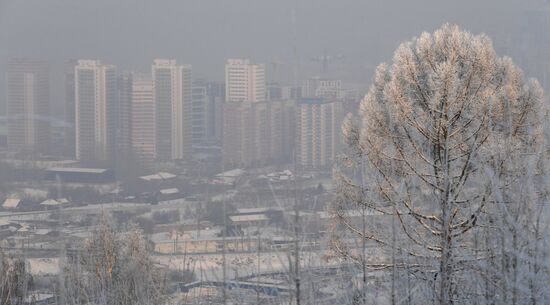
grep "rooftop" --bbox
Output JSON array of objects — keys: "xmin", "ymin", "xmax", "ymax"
[
  {"xmin": 140, "ymin": 172, "xmax": 177, "ymax": 181},
  {"xmin": 160, "ymin": 188, "xmax": 179, "ymax": 195},
  {"xmin": 216, "ymin": 168, "xmax": 246, "ymax": 178},
  {"xmin": 40, "ymin": 199, "xmax": 64, "ymax": 206},
  {"xmin": 236, "ymin": 207, "xmax": 270, "ymax": 214},
  {"xmin": 46, "ymin": 167, "xmax": 108, "ymax": 174},
  {"xmin": 317, "ymin": 209, "xmax": 384, "ymax": 219},
  {"xmin": 236, "ymin": 207, "xmax": 283, "ymax": 214},
  {"xmin": 229, "ymin": 214, "xmax": 269, "ymax": 223},
  {"xmin": 2, "ymin": 198, "xmax": 21, "ymax": 209}
]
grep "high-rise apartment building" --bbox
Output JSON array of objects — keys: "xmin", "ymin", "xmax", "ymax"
[
  {"xmin": 152, "ymin": 59, "xmax": 192, "ymax": 160},
  {"xmin": 206, "ymin": 81, "xmax": 225, "ymax": 144},
  {"xmin": 192, "ymin": 80, "xmax": 226, "ymax": 146},
  {"xmin": 191, "ymin": 83, "xmax": 207, "ymax": 147},
  {"xmin": 118, "ymin": 72, "xmax": 133, "ymax": 157},
  {"xmin": 223, "ymin": 100, "xmax": 294, "ymax": 167},
  {"xmin": 223, "ymin": 59, "xmax": 269, "ymax": 166},
  {"xmin": 6, "ymin": 58, "xmax": 50, "ymax": 154},
  {"xmin": 296, "ymin": 98, "xmax": 342, "ymax": 169},
  {"xmin": 302, "ymin": 77, "xmax": 342, "ymax": 99},
  {"xmin": 268, "ymin": 83, "xmax": 302, "ymax": 100},
  {"xmin": 74, "ymin": 60, "xmax": 117, "ymax": 164},
  {"xmin": 64, "ymin": 59, "xmax": 77, "ymax": 158},
  {"xmin": 272, "ymin": 100, "xmax": 296, "ymax": 161},
  {"xmin": 225, "ymin": 59, "xmax": 266, "ymax": 103},
  {"xmin": 130, "ymin": 74, "xmax": 156, "ymax": 161}
]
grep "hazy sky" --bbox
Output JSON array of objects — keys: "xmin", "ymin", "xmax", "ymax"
[{"xmin": 0, "ymin": 0, "xmax": 546, "ymax": 116}]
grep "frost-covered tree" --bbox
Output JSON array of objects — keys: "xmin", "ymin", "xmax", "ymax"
[
  {"xmin": 332, "ymin": 24, "xmax": 548, "ymax": 305},
  {"xmin": 59, "ymin": 218, "xmax": 166, "ymax": 305},
  {"xmin": 0, "ymin": 250, "xmax": 32, "ymax": 305},
  {"xmin": 482, "ymin": 78, "xmax": 549, "ymax": 305}
]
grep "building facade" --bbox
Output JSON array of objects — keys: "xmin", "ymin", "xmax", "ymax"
[
  {"xmin": 191, "ymin": 83, "xmax": 207, "ymax": 147},
  {"xmin": 64, "ymin": 59, "xmax": 77, "ymax": 158},
  {"xmin": 223, "ymin": 100, "xmax": 294, "ymax": 167},
  {"xmin": 6, "ymin": 58, "xmax": 50, "ymax": 154},
  {"xmin": 152, "ymin": 59, "xmax": 192, "ymax": 160},
  {"xmin": 117, "ymin": 72, "xmax": 133, "ymax": 157},
  {"xmin": 302, "ymin": 77, "xmax": 342, "ymax": 99},
  {"xmin": 225, "ymin": 59, "xmax": 266, "ymax": 103},
  {"xmin": 131, "ymin": 74, "xmax": 156, "ymax": 161},
  {"xmin": 206, "ymin": 81, "xmax": 225, "ymax": 144},
  {"xmin": 74, "ymin": 60, "xmax": 117, "ymax": 164},
  {"xmin": 296, "ymin": 98, "xmax": 342, "ymax": 169}
]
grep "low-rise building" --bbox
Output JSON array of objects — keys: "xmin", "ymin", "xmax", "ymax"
[
  {"xmin": 151, "ymin": 229, "xmax": 270, "ymax": 254},
  {"xmin": 44, "ymin": 167, "xmax": 114, "ymax": 183},
  {"xmin": 2, "ymin": 197, "xmax": 21, "ymax": 209}
]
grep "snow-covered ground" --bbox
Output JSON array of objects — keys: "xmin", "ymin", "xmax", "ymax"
[
  {"xmin": 27, "ymin": 258, "xmax": 60, "ymax": 275},
  {"xmin": 153, "ymin": 250, "xmax": 339, "ymax": 281}
]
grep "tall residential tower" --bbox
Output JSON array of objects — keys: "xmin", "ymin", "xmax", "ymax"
[
  {"xmin": 131, "ymin": 74, "xmax": 156, "ymax": 161},
  {"xmin": 152, "ymin": 59, "xmax": 192, "ymax": 160},
  {"xmin": 64, "ymin": 59, "xmax": 77, "ymax": 158},
  {"xmin": 6, "ymin": 58, "xmax": 50, "ymax": 154},
  {"xmin": 74, "ymin": 60, "xmax": 117, "ymax": 164},
  {"xmin": 296, "ymin": 98, "xmax": 342, "ymax": 169},
  {"xmin": 225, "ymin": 59, "xmax": 266, "ymax": 103}
]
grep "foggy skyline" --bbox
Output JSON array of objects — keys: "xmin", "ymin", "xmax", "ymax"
[
  {"xmin": 0, "ymin": 0, "xmax": 547, "ymax": 116},
  {"xmin": 1, "ymin": 3, "xmax": 550, "ymax": 304}
]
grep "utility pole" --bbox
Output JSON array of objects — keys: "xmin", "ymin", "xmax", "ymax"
[
  {"xmin": 257, "ymin": 232, "xmax": 261, "ymax": 304},
  {"xmin": 293, "ymin": 152, "xmax": 301, "ymax": 305},
  {"xmin": 291, "ymin": 4, "xmax": 301, "ymax": 304},
  {"xmin": 222, "ymin": 191, "xmax": 227, "ymax": 305}
]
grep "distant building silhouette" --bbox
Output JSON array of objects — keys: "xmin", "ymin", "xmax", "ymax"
[
  {"xmin": 268, "ymin": 83, "xmax": 302, "ymax": 100},
  {"xmin": 296, "ymin": 98, "xmax": 342, "ymax": 169},
  {"xmin": 130, "ymin": 73, "xmax": 156, "ymax": 161},
  {"xmin": 205, "ymin": 81, "xmax": 225, "ymax": 144},
  {"xmin": 152, "ymin": 59, "xmax": 192, "ymax": 160},
  {"xmin": 302, "ymin": 77, "xmax": 342, "ymax": 99},
  {"xmin": 74, "ymin": 60, "xmax": 117, "ymax": 164},
  {"xmin": 191, "ymin": 82, "xmax": 207, "ymax": 147},
  {"xmin": 223, "ymin": 100, "xmax": 294, "ymax": 167},
  {"xmin": 64, "ymin": 59, "xmax": 77, "ymax": 159},
  {"xmin": 6, "ymin": 58, "xmax": 50, "ymax": 154},
  {"xmin": 225, "ymin": 59, "xmax": 266, "ymax": 103},
  {"xmin": 118, "ymin": 72, "xmax": 134, "ymax": 157}
]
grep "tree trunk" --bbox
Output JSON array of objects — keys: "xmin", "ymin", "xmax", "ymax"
[{"xmin": 439, "ymin": 211, "xmax": 453, "ymax": 305}]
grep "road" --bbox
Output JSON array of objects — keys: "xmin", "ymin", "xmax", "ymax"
[{"xmin": 0, "ymin": 199, "xmax": 199, "ymax": 219}]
